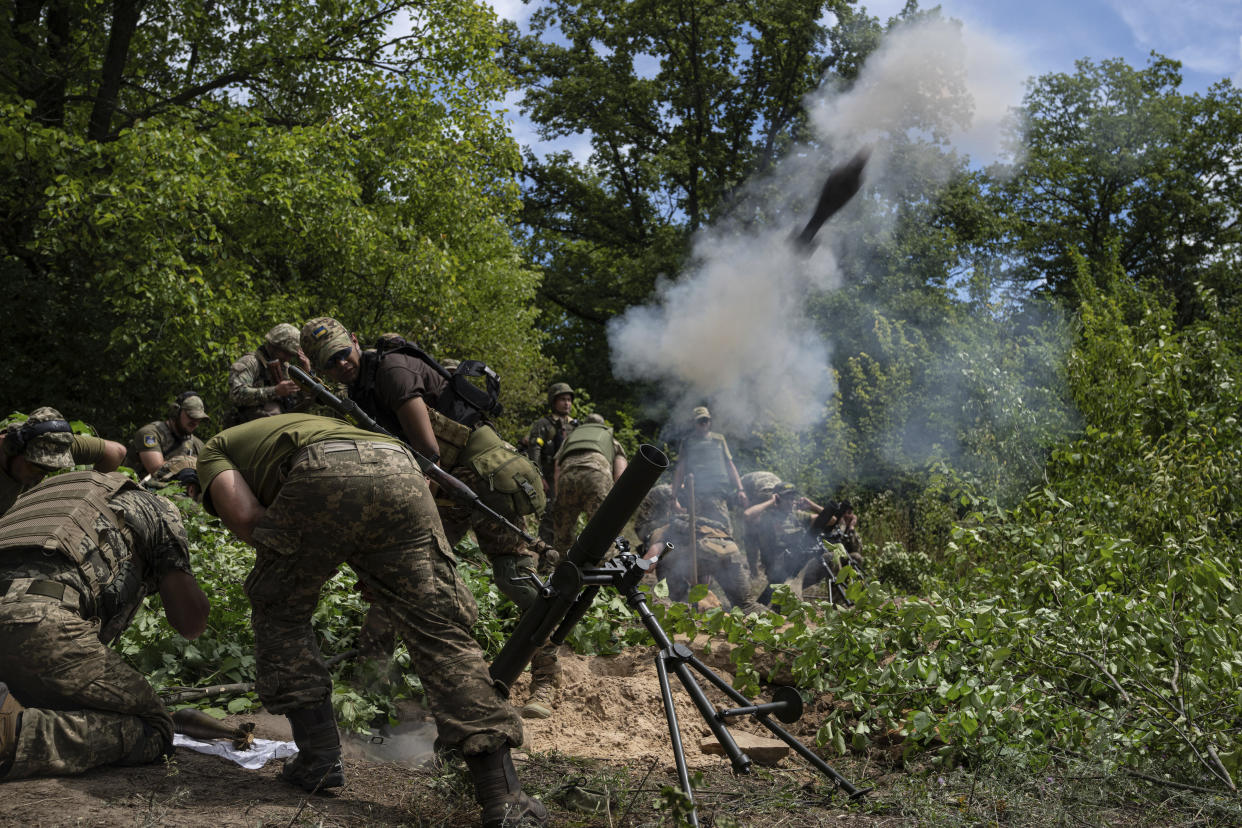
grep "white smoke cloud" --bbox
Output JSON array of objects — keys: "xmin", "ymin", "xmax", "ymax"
[{"xmin": 608, "ymin": 16, "xmax": 1028, "ymax": 434}]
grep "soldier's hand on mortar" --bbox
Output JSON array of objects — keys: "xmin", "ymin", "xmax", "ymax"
[{"xmin": 274, "ymin": 379, "xmax": 300, "ymax": 398}]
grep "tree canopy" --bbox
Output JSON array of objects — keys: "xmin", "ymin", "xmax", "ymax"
[{"xmin": 2, "ymin": 0, "xmax": 550, "ymax": 433}]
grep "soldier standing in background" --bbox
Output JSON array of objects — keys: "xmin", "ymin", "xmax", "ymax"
[
  {"xmin": 225, "ymin": 323, "xmax": 310, "ymax": 425},
  {"xmin": 671, "ymin": 406, "xmax": 747, "ymax": 533},
  {"xmin": 521, "ymin": 383, "xmax": 576, "ymax": 497},
  {"xmin": 198, "ymin": 413, "xmax": 545, "ymax": 826},
  {"xmin": 123, "ymin": 392, "xmax": 209, "ymax": 477},
  {"xmin": 0, "ymin": 472, "xmax": 210, "ymax": 779},
  {"xmin": 540, "ymin": 413, "xmax": 627, "ymax": 553},
  {"xmin": 1, "ymin": 408, "xmax": 126, "ymax": 514}
]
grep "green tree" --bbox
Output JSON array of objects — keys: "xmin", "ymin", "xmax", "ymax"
[
  {"xmin": 1, "ymin": 0, "xmax": 549, "ymax": 435},
  {"xmin": 992, "ymin": 56, "xmax": 1242, "ymax": 320},
  {"xmin": 504, "ymin": 0, "xmax": 877, "ymax": 412}
]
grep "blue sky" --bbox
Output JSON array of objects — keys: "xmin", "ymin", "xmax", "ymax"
[
  {"xmin": 859, "ymin": 0, "xmax": 1241, "ymax": 92},
  {"xmin": 490, "ymin": 0, "xmax": 1242, "ymax": 157}
]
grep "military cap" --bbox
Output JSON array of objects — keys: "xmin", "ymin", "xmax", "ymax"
[
  {"xmin": 5, "ymin": 407, "xmax": 75, "ymax": 470},
  {"xmin": 265, "ymin": 323, "xmax": 302, "ymax": 355},
  {"xmin": 178, "ymin": 394, "xmax": 210, "ymax": 420},
  {"xmin": 301, "ymin": 317, "xmax": 354, "ymax": 371}
]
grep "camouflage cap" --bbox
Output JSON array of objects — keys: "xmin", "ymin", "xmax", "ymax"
[
  {"xmin": 741, "ymin": 471, "xmax": 781, "ymax": 500},
  {"xmin": 692, "ymin": 406, "xmax": 711, "ymax": 421},
  {"xmin": 179, "ymin": 394, "xmax": 210, "ymax": 420},
  {"xmin": 301, "ymin": 317, "xmax": 354, "ymax": 370},
  {"xmin": 265, "ymin": 323, "xmax": 301, "ymax": 355},
  {"xmin": 10, "ymin": 406, "xmax": 75, "ymax": 470},
  {"xmin": 153, "ymin": 454, "xmax": 197, "ymax": 484},
  {"xmin": 773, "ymin": 481, "xmax": 799, "ymax": 497},
  {"xmin": 584, "ymin": 413, "xmax": 606, "ymax": 425}
]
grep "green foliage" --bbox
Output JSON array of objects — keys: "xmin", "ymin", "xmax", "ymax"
[
  {"xmin": 0, "ymin": 0, "xmax": 550, "ymax": 439},
  {"xmin": 504, "ymin": 0, "xmax": 878, "ymax": 413},
  {"xmin": 991, "ymin": 55, "xmax": 1242, "ymax": 320}
]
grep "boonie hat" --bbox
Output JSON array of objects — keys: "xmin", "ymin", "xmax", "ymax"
[{"xmin": 11, "ymin": 407, "xmax": 75, "ymax": 470}]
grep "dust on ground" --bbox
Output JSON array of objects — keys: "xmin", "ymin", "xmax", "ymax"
[{"xmin": 0, "ymin": 644, "xmax": 885, "ymax": 826}]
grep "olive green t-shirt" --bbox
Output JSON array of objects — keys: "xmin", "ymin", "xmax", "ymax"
[
  {"xmin": 71, "ymin": 433, "xmax": 109, "ymax": 467},
  {"xmin": 198, "ymin": 413, "xmax": 403, "ymax": 514}
]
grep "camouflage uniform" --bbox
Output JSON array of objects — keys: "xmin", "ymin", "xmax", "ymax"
[
  {"xmin": 226, "ymin": 348, "xmax": 308, "ymax": 424},
  {"xmin": 655, "ymin": 516, "xmax": 763, "ymax": 614},
  {"xmin": 434, "ymin": 428, "xmax": 561, "ymax": 697},
  {"xmin": 300, "ymin": 320, "xmax": 559, "ymax": 708},
  {"xmin": 0, "ymin": 473, "xmax": 193, "ymax": 778},
  {"xmin": 123, "ymin": 420, "xmax": 205, "ymax": 473},
  {"xmin": 198, "ymin": 414, "xmax": 522, "ymax": 755},
  {"xmin": 674, "ymin": 430, "xmax": 739, "ymax": 533},
  {"xmin": 523, "ymin": 383, "xmax": 577, "ymax": 496},
  {"xmin": 541, "ymin": 421, "xmax": 625, "ymax": 553},
  {"xmin": 0, "ymin": 408, "xmax": 76, "ymax": 514}
]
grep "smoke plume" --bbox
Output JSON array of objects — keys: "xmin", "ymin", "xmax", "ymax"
[{"xmin": 607, "ymin": 16, "xmax": 1029, "ymax": 435}]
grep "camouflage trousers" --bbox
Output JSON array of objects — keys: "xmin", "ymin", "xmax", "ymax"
[
  {"xmin": 684, "ymin": 492, "xmax": 733, "ymax": 536},
  {"xmin": 360, "ymin": 460, "xmax": 561, "ymax": 689},
  {"xmin": 245, "ymin": 440, "xmax": 522, "ymax": 755},
  {"xmin": 539, "ymin": 464, "xmax": 611, "ymax": 554},
  {"xmin": 0, "ymin": 595, "xmax": 170, "ymax": 778},
  {"xmin": 659, "ymin": 534, "xmax": 763, "ymax": 614}
]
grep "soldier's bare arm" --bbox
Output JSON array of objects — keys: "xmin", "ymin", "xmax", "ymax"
[
  {"xmin": 159, "ymin": 570, "xmax": 210, "ymax": 639},
  {"xmin": 394, "ymin": 397, "xmax": 440, "ymax": 460},
  {"xmin": 95, "ymin": 439, "xmax": 125, "ymax": 472},
  {"xmin": 207, "ymin": 469, "xmax": 267, "ymax": 545},
  {"xmin": 138, "ymin": 449, "xmax": 166, "ymax": 475},
  {"xmin": 613, "ymin": 454, "xmax": 628, "ymax": 480}
]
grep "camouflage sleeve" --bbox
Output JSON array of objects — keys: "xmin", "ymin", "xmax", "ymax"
[
  {"xmin": 70, "ymin": 433, "xmax": 107, "ymax": 466},
  {"xmin": 525, "ymin": 418, "xmax": 550, "ymax": 462},
  {"xmin": 228, "ymin": 354, "xmax": 275, "ymax": 407},
  {"xmin": 111, "ymin": 489, "xmax": 193, "ymax": 580}
]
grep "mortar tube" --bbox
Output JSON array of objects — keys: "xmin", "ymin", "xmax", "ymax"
[{"xmin": 490, "ymin": 444, "xmax": 668, "ymax": 687}]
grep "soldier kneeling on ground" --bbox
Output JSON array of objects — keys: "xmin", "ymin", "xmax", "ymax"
[{"xmin": 0, "ymin": 471, "xmax": 210, "ymax": 779}]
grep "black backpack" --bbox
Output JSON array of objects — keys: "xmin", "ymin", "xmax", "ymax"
[{"xmin": 375, "ymin": 337, "xmax": 503, "ymax": 427}]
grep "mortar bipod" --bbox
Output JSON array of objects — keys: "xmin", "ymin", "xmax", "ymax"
[{"xmin": 579, "ymin": 552, "xmax": 870, "ymax": 826}]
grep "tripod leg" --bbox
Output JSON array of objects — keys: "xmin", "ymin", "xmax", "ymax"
[
  {"xmin": 682, "ymin": 653, "xmax": 867, "ymax": 798},
  {"xmin": 655, "ymin": 650, "xmax": 701, "ymax": 827}
]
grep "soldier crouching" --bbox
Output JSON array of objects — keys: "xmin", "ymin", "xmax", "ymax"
[{"xmin": 0, "ymin": 472, "xmax": 210, "ymax": 779}]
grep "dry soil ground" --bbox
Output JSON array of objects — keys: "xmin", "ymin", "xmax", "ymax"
[{"xmin": 0, "ymin": 644, "xmax": 895, "ymax": 827}]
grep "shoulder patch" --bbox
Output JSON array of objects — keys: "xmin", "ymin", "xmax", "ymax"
[{"xmin": 143, "ymin": 434, "xmax": 158, "ymax": 448}]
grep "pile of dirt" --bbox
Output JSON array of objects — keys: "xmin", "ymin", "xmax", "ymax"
[{"xmin": 0, "ymin": 644, "xmax": 836, "ymax": 827}]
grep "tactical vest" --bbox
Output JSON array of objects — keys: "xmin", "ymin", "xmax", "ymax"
[
  {"xmin": 0, "ymin": 471, "xmax": 137, "ymax": 609},
  {"xmin": 555, "ymin": 422, "xmax": 615, "ymax": 465},
  {"xmin": 679, "ymin": 434, "xmax": 730, "ymax": 492}
]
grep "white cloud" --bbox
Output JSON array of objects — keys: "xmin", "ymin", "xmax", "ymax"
[
  {"xmin": 1106, "ymin": 0, "xmax": 1242, "ymax": 75},
  {"xmin": 487, "ymin": 0, "xmax": 538, "ymax": 28}
]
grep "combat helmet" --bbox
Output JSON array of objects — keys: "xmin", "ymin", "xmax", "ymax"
[{"xmin": 547, "ymin": 382, "xmax": 574, "ymax": 409}]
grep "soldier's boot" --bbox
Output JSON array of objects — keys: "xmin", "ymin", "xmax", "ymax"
[
  {"xmin": 0, "ymin": 683, "xmax": 24, "ymax": 777},
  {"xmin": 281, "ymin": 701, "xmax": 345, "ymax": 793},
  {"xmin": 521, "ymin": 677, "xmax": 558, "ymax": 720},
  {"xmin": 466, "ymin": 745, "xmax": 548, "ymax": 828}
]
